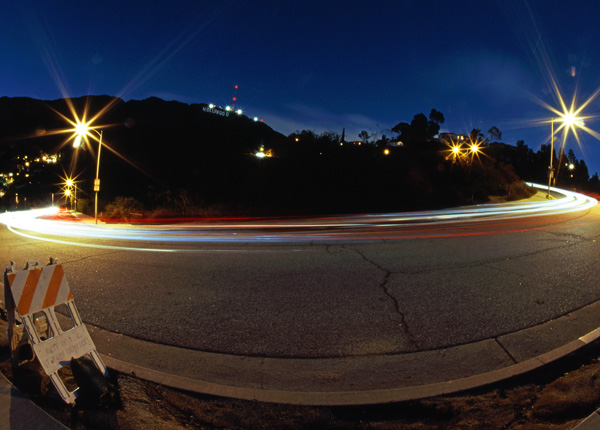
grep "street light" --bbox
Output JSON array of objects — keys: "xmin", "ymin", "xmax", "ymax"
[
  {"xmin": 73, "ymin": 126, "xmax": 104, "ymax": 224},
  {"xmin": 64, "ymin": 188, "xmax": 72, "ymax": 208},
  {"xmin": 546, "ymin": 113, "xmax": 584, "ymax": 198},
  {"xmin": 64, "ymin": 179, "xmax": 77, "ymax": 211}
]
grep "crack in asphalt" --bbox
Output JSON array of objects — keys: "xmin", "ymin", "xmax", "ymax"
[
  {"xmin": 544, "ymin": 230, "xmax": 599, "ymax": 242},
  {"xmin": 411, "ymin": 235, "xmax": 588, "ymax": 276},
  {"xmin": 350, "ymin": 248, "xmax": 420, "ymax": 349},
  {"xmin": 61, "ymin": 251, "xmax": 125, "ymax": 266}
]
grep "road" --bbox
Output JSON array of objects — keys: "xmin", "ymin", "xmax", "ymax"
[{"xmin": 1, "ymin": 184, "xmax": 599, "ymax": 360}]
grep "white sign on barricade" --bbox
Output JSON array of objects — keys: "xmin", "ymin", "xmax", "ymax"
[{"xmin": 4, "ymin": 258, "xmax": 107, "ymax": 404}]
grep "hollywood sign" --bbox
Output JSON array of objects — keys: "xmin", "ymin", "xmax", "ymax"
[{"xmin": 202, "ymin": 106, "xmax": 230, "ymax": 117}]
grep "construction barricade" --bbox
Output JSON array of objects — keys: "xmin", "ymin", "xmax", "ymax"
[{"xmin": 3, "ymin": 258, "xmax": 108, "ymax": 404}]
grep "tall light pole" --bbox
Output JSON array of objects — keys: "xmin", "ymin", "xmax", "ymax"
[
  {"xmin": 547, "ymin": 118, "xmax": 555, "ymax": 198},
  {"xmin": 65, "ymin": 178, "xmax": 76, "ymax": 211},
  {"xmin": 74, "ymin": 128, "xmax": 103, "ymax": 224},
  {"xmin": 546, "ymin": 113, "xmax": 584, "ymax": 198}
]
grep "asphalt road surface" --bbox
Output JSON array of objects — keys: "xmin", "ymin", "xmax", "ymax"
[{"xmin": 1, "ymin": 186, "xmax": 599, "ymax": 360}]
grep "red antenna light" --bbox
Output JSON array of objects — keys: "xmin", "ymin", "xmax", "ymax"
[{"xmin": 232, "ymin": 85, "xmax": 238, "ymax": 109}]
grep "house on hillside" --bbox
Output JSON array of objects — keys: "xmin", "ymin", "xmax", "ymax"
[{"xmin": 438, "ymin": 132, "xmax": 468, "ymax": 144}]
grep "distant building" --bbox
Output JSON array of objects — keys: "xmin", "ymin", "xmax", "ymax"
[{"xmin": 438, "ymin": 133, "xmax": 468, "ymax": 144}]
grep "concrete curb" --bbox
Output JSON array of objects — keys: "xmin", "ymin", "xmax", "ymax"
[
  {"xmin": 573, "ymin": 410, "xmax": 600, "ymax": 430},
  {"xmin": 2, "ymin": 312, "xmax": 599, "ymax": 428},
  {"xmin": 0, "ymin": 371, "xmax": 68, "ymax": 430},
  {"xmin": 2, "ymin": 301, "xmax": 600, "ymax": 429},
  {"xmin": 96, "ymin": 326, "xmax": 600, "ymax": 406}
]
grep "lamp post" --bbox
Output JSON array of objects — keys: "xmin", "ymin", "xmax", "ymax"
[
  {"xmin": 547, "ymin": 118, "xmax": 555, "ymax": 198},
  {"xmin": 74, "ymin": 128, "xmax": 103, "ymax": 224},
  {"xmin": 64, "ymin": 188, "xmax": 72, "ymax": 209},
  {"xmin": 65, "ymin": 179, "xmax": 76, "ymax": 211},
  {"xmin": 546, "ymin": 113, "xmax": 584, "ymax": 198}
]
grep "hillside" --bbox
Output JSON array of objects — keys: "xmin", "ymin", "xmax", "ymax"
[
  {"xmin": 0, "ymin": 95, "xmax": 285, "ymax": 212},
  {"xmin": 0, "ymin": 96, "xmax": 542, "ymax": 216}
]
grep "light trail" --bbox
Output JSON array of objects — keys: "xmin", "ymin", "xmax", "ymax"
[{"xmin": 0, "ymin": 184, "xmax": 596, "ymax": 250}]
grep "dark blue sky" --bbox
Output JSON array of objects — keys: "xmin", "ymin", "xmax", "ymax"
[{"xmin": 3, "ymin": 1, "xmax": 600, "ymax": 174}]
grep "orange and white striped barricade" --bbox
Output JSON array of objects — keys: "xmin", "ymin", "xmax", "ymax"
[{"xmin": 4, "ymin": 258, "xmax": 107, "ymax": 404}]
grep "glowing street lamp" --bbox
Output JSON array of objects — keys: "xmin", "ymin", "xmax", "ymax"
[
  {"xmin": 64, "ymin": 188, "xmax": 72, "ymax": 208},
  {"xmin": 444, "ymin": 139, "xmax": 464, "ymax": 163},
  {"xmin": 73, "ymin": 124, "xmax": 104, "ymax": 224},
  {"xmin": 547, "ymin": 112, "xmax": 584, "ymax": 197},
  {"xmin": 64, "ymin": 178, "xmax": 76, "ymax": 210}
]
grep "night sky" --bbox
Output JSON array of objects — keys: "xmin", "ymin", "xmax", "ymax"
[{"xmin": 3, "ymin": 1, "xmax": 600, "ymax": 175}]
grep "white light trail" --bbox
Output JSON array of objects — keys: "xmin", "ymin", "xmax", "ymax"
[{"xmin": 0, "ymin": 184, "xmax": 596, "ymax": 249}]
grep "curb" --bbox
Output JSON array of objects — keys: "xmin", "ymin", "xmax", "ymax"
[
  {"xmin": 573, "ymin": 410, "xmax": 600, "ymax": 430},
  {"xmin": 3, "ymin": 305, "xmax": 600, "ymax": 429},
  {"xmin": 96, "ymin": 327, "xmax": 600, "ymax": 406},
  {"xmin": 0, "ymin": 371, "xmax": 68, "ymax": 430}
]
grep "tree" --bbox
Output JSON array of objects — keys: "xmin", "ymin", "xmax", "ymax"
[
  {"xmin": 410, "ymin": 113, "xmax": 430, "ymax": 143},
  {"xmin": 427, "ymin": 109, "xmax": 444, "ymax": 139},
  {"xmin": 375, "ymin": 134, "xmax": 389, "ymax": 148},
  {"xmin": 567, "ymin": 149, "xmax": 577, "ymax": 165},
  {"xmin": 321, "ymin": 131, "xmax": 341, "ymax": 144},
  {"xmin": 429, "ymin": 109, "xmax": 445, "ymax": 125},
  {"xmin": 488, "ymin": 126, "xmax": 502, "ymax": 142},
  {"xmin": 589, "ymin": 172, "xmax": 600, "ymax": 191},
  {"xmin": 358, "ymin": 130, "xmax": 371, "ymax": 143},
  {"xmin": 392, "ymin": 109, "xmax": 446, "ymax": 147},
  {"xmin": 391, "ymin": 121, "xmax": 409, "ymax": 136},
  {"xmin": 470, "ymin": 128, "xmax": 484, "ymax": 141},
  {"xmin": 577, "ymin": 159, "xmax": 590, "ymax": 185}
]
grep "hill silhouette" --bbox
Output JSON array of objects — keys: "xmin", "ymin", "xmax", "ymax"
[
  {"xmin": 0, "ymin": 95, "xmax": 286, "ymax": 213},
  {"xmin": 0, "ymin": 96, "xmax": 540, "ymax": 217}
]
